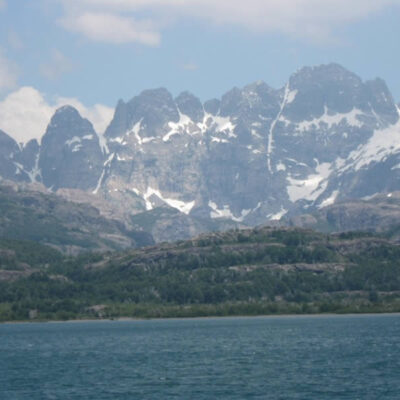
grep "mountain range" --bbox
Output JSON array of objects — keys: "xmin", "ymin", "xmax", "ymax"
[{"xmin": 1, "ymin": 63, "xmax": 400, "ymax": 241}]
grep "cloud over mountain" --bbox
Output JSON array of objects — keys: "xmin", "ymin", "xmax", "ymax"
[{"xmin": 0, "ymin": 87, "xmax": 113, "ymax": 143}]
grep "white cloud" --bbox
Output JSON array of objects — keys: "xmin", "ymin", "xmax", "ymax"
[
  {"xmin": 0, "ymin": 86, "xmax": 114, "ymax": 144},
  {"xmin": 40, "ymin": 49, "xmax": 73, "ymax": 80},
  {"xmin": 0, "ymin": 87, "xmax": 54, "ymax": 143},
  {"xmin": 0, "ymin": 49, "xmax": 18, "ymax": 92},
  {"xmin": 57, "ymin": 0, "xmax": 400, "ymax": 44},
  {"xmin": 59, "ymin": 12, "xmax": 160, "ymax": 46}
]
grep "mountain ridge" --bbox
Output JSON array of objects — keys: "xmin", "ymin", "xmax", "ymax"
[{"xmin": 1, "ymin": 63, "xmax": 400, "ymax": 241}]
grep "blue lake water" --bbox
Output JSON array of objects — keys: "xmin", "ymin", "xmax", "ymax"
[{"xmin": 1, "ymin": 315, "xmax": 400, "ymax": 399}]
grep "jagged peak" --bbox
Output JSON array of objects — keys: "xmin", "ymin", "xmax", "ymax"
[
  {"xmin": 128, "ymin": 87, "xmax": 174, "ymax": 104},
  {"xmin": 50, "ymin": 105, "xmax": 89, "ymax": 128},
  {"xmin": 243, "ymin": 80, "xmax": 274, "ymax": 93},
  {"xmin": 289, "ymin": 63, "xmax": 362, "ymax": 86},
  {"xmin": 175, "ymin": 90, "xmax": 200, "ymax": 103},
  {"xmin": 45, "ymin": 105, "xmax": 95, "ymax": 141},
  {"xmin": 54, "ymin": 105, "xmax": 81, "ymax": 116},
  {"xmin": 175, "ymin": 91, "xmax": 204, "ymax": 122}
]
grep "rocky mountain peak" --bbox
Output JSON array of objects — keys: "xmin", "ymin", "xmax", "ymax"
[
  {"xmin": 46, "ymin": 105, "xmax": 93, "ymax": 139},
  {"xmin": 126, "ymin": 88, "xmax": 179, "ymax": 137},
  {"xmin": 175, "ymin": 91, "xmax": 204, "ymax": 123},
  {"xmin": 105, "ymin": 88, "xmax": 180, "ymax": 140},
  {"xmin": 104, "ymin": 99, "xmax": 128, "ymax": 139},
  {"xmin": 283, "ymin": 63, "xmax": 367, "ymax": 122},
  {"xmin": 204, "ymin": 98, "xmax": 221, "ymax": 115},
  {"xmin": 39, "ymin": 106, "xmax": 104, "ymax": 191},
  {"xmin": 219, "ymin": 82, "xmax": 280, "ymax": 121}
]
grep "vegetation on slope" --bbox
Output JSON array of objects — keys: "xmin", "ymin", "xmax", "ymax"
[
  {"xmin": 0, "ymin": 183, "xmax": 154, "ymax": 254},
  {"xmin": 1, "ymin": 227, "xmax": 400, "ymax": 322}
]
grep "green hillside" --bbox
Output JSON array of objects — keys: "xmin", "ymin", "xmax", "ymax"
[{"xmin": 1, "ymin": 227, "xmax": 400, "ymax": 321}]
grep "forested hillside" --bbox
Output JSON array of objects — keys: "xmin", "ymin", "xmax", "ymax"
[{"xmin": 1, "ymin": 226, "xmax": 400, "ymax": 321}]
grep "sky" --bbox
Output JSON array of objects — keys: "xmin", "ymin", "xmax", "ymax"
[{"xmin": 0, "ymin": 0, "xmax": 400, "ymax": 143}]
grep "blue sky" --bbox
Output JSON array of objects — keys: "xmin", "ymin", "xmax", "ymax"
[{"xmin": 0, "ymin": 0, "xmax": 400, "ymax": 143}]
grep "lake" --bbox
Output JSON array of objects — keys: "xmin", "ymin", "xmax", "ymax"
[{"xmin": 1, "ymin": 315, "xmax": 400, "ymax": 399}]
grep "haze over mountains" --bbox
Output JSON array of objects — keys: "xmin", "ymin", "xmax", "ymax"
[{"xmin": 1, "ymin": 63, "xmax": 400, "ymax": 241}]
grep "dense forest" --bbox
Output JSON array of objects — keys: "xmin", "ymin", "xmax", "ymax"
[{"xmin": 1, "ymin": 227, "xmax": 400, "ymax": 322}]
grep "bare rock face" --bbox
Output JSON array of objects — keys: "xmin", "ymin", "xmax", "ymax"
[
  {"xmin": 0, "ymin": 130, "xmax": 27, "ymax": 182},
  {"xmin": 39, "ymin": 106, "xmax": 105, "ymax": 191}
]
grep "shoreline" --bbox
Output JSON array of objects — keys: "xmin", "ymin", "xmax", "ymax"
[{"xmin": 2, "ymin": 311, "xmax": 400, "ymax": 325}]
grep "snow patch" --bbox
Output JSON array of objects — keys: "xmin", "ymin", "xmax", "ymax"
[
  {"xmin": 286, "ymin": 162, "xmax": 331, "ymax": 202},
  {"xmin": 208, "ymin": 201, "xmax": 251, "ymax": 222},
  {"xmin": 116, "ymin": 154, "xmax": 128, "ymax": 161},
  {"xmin": 108, "ymin": 136, "xmax": 126, "ymax": 145},
  {"xmin": 211, "ymin": 137, "xmax": 229, "ymax": 143},
  {"xmin": 161, "ymin": 112, "xmax": 237, "ymax": 142},
  {"xmin": 286, "ymin": 89, "xmax": 298, "ymax": 104},
  {"xmin": 276, "ymin": 162, "xmax": 286, "ymax": 171},
  {"xmin": 142, "ymin": 137, "xmax": 156, "ymax": 144},
  {"xmin": 342, "ymin": 119, "xmax": 400, "ymax": 172},
  {"xmin": 65, "ymin": 136, "xmax": 83, "ymax": 152},
  {"xmin": 163, "ymin": 113, "xmax": 193, "ymax": 142},
  {"xmin": 130, "ymin": 119, "xmax": 143, "ymax": 145},
  {"xmin": 251, "ymin": 129, "xmax": 262, "ymax": 139},
  {"xmin": 144, "ymin": 187, "xmax": 195, "ymax": 214},
  {"xmin": 267, "ymin": 207, "xmax": 287, "ymax": 221},
  {"xmin": 65, "ymin": 136, "xmax": 81, "ymax": 146},
  {"xmin": 297, "ymin": 106, "xmax": 364, "ymax": 132},
  {"xmin": 27, "ymin": 153, "xmax": 42, "ymax": 183},
  {"xmin": 212, "ymin": 116, "xmax": 236, "ymax": 137},
  {"xmin": 13, "ymin": 162, "xmax": 23, "ymax": 175},
  {"xmin": 318, "ymin": 190, "xmax": 339, "ymax": 208}
]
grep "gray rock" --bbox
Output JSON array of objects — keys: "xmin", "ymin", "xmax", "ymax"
[
  {"xmin": 39, "ymin": 106, "xmax": 105, "ymax": 190},
  {"xmin": 0, "ymin": 130, "xmax": 28, "ymax": 182},
  {"xmin": 175, "ymin": 91, "xmax": 204, "ymax": 123}
]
